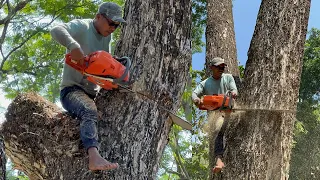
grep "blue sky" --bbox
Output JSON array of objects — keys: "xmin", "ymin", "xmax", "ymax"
[{"xmin": 192, "ymin": 0, "xmax": 320, "ymax": 71}]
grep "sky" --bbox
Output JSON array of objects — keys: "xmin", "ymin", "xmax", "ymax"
[
  {"xmin": 0, "ymin": 1, "xmax": 320, "ymax": 109},
  {"xmin": 192, "ymin": 0, "xmax": 320, "ymax": 71}
]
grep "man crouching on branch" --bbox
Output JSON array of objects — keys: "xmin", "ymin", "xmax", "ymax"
[{"xmin": 50, "ymin": 2, "xmax": 126, "ymax": 171}]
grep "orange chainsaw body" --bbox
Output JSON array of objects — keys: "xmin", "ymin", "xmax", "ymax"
[
  {"xmin": 199, "ymin": 95, "xmax": 231, "ymax": 111},
  {"xmin": 65, "ymin": 51, "xmax": 129, "ymax": 90}
]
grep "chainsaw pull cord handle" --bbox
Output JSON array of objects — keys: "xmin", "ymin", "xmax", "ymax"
[{"xmin": 113, "ymin": 56, "xmax": 131, "ymax": 85}]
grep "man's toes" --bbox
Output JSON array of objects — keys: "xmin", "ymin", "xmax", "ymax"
[
  {"xmin": 212, "ymin": 166, "xmax": 222, "ymax": 173},
  {"xmin": 105, "ymin": 163, "xmax": 118, "ymax": 170}
]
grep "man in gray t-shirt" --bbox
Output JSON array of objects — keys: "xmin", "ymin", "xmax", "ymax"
[
  {"xmin": 50, "ymin": 2, "xmax": 125, "ymax": 171},
  {"xmin": 192, "ymin": 57, "xmax": 238, "ymax": 174}
]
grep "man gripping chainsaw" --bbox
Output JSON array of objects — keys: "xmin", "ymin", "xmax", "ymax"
[
  {"xmin": 50, "ymin": 2, "xmax": 126, "ymax": 171},
  {"xmin": 192, "ymin": 57, "xmax": 238, "ymax": 174}
]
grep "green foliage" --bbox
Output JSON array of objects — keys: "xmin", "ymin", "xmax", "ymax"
[
  {"xmin": 299, "ymin": 28, "xmax": 320, "ymax": 101},
  {"xmin": 191, "ymin": 0, "xmax": 206, "ymax": 54},
  {"xmin": 289, "ymin": 28, "xmax": 320, "ymax": 179},
  {"xmin": 2, "ymin": 32, "xmax": 64, "ymax": 102},
  {"xmin": 238, "ymin": 65, "xmax": 244, "ymax": 78}
]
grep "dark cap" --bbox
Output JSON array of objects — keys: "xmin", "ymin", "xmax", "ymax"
[{"xmin": 98, "ymin": 2, "xmax": 126, "ymax": 23}]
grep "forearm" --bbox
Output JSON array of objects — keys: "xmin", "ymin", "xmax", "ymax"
[{"xmin": 50, "ymin": 26, "xmax": 80, "ymax": 51}]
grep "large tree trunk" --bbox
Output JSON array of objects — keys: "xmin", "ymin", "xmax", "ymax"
[
  {"xmin": 221, "ymin": 0, "xmax": 311, "ymax": 179},
  {"xmin": 205, "ymin": 0, "xmax": 239, "ymax": 179},
  {"xmin": 205, "ymin": 0, "xmax": 239, "ymax": 77},
  {"xmin": 94, "ymin": 0, "xmax": 191, "ymax": 178},
  {"xmin": 0, "ymin": 0, "xmax": 192, "ymax": 179}
]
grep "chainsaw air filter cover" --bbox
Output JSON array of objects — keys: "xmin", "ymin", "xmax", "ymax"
[
  {"xmin": 65, "ymin": 50, "xmax": 130, "ymax": 90},
  {"xmin": 199, "ymin": 94, "xmax": 232, "ymax": 111}
]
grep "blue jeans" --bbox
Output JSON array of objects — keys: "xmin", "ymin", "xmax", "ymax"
[{"xmin": 60, "ymin": 85, "xmax": 99, "ymax": 151}]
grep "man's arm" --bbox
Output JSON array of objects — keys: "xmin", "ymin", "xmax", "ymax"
[
  {"xmin": 228, "ymin": 75, "xmax": 238, "ymax": 97},
  {"xmin": 192, "ymin": 83, "xmax": 204, "ymax": 106},
  {"xmin": 50, "ymin": 20, "xmax": 85, "ymax": 51},
  {"xmin": 50, "ymin": 19, "xmax": 86, "ymax": 64}
]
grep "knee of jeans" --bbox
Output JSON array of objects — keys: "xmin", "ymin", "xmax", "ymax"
[
  {"xmin": 80, "ymin": 120, "xmax": 98, "ymax": 139},
  {"xmin": 78, "ymin": 105, "xmax": 98, "ymax": 119}
]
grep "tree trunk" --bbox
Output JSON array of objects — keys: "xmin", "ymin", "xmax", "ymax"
[
  {"xmin": 0, "ymin": 0, "xmax": 192, "ymax": 179},
  {"xmin": 95, "ymin": 0, "xmax": 192, "ymax": 178},
  {"xmin": 205, "ymin": 0, "xmax": 239, "ymax": 77},
  {"xmin": 221, "ymin": 0, "xmax": 311, "ymax": 179},
  {"xmin": 0, "ymin": 139, "xmax": 5, "ymax": 180},
  {"xmin": 205, "ymin": 0, "xmax": 239, "ymax": 178}
]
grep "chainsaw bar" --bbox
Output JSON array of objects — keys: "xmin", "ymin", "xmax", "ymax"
[
  {"xmin": 230, "ymin": 108, "xmax": 296, "ymax": 113},
  {"xmin": 86, "ymin": 73, "xmax": 192, "ymax": 130},
  {"xmin": 118, "ymin": 85, "xmax": 192, "ymax": 131}
]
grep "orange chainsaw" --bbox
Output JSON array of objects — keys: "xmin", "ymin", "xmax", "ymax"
[
  {"xmin": 198, "ymin": 91, "xmax": 295, "ymax": 113},
  {"xmin": 65, "ymin": 50, "xmax": 131, "ymax": 90},
  {"xmin": 199, "ymin": 91, "xmax": 234, "ymax": 111},
  {"xmin": 66, "ymin": 50, "xmax": 193, "ymax": 130}
]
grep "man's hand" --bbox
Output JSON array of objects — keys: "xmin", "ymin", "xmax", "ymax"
[
  {"xmin": 193, "ymin": 98, "xmax": 202, "ymax": 107},
  {"xmin": 231, "ymin": 92, "xmax": 237, "ymax": 99},
  {"xmin": 71, "ymin": 48, "xmax": 85, "ymax": 66}
]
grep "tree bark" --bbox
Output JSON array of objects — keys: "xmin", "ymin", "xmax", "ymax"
[
  {"xmin": 95, "ymin": 0, "xmax": 191, "ymax": 178},
  {"xmin": 205, "ymin": 0, "xmax": 239, "ymax": 179},
  {"xmin": 1, "ymin": 0, "xmax": 192, "ymax": 179},
  {"xmin": 221, "ymin": 0, "xmax": 311, "ymax": 179},
  {"xmin": 0, "ymin": 139, "xmax": 5, "ymax": 180},
  {"xmin": 205, "ymin": 0, "xmax": 239, "ymax": 78}
]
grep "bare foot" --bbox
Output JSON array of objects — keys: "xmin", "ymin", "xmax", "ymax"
[
  {"xmin": 88, "ymin": 147, "xmax": 119, "ymax": 171},
  {"xmin": 212, "ymin": 157, "xmax": 225, "ymax": 173}
]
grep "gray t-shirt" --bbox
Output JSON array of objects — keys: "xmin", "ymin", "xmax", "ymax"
[
  {"xmin": 50, "ymin": 19, "xmax": 111, "ymax": 96},
  {"xmin": 192, "ymin": 73, "xmax": 238, "ymax": 100}
]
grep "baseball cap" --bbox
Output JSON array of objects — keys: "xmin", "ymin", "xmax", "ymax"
[
  {"xmin": 209, "ymin": 57, "xmax": 227, "ymax": 66},
  {"xmin": 98, "ymin": 2, "xmax": 126, "ymax": 23}
]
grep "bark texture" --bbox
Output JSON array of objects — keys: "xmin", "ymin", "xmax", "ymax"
[
  {"xmin": 205, "ymin": 1, "xmax": 239, "ymax": 178},
  {"xmin": 0, "ymin": 139, "xmax": 5, "ymax": 180},
  {"xmin": 1, "ymin": 0, "xmax": 192, "ymax": 179},
  {"xmin": 95, "ymin": 0, "xmax": 191, "ymax": 178},
  {"xmin": 205, "ymin": 0, "xmax": 239, "ymax": 78},
  {"xmin": 221, "ymin": 0, "xmax": 311, "ymax": 179}
]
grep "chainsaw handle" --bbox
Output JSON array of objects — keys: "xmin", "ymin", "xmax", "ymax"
[
  {"xmin": 65, "ymin": 53, "xmax": 89, "ymax": 73},
  {"xmin": 225, "ymin": 90, "xmax": 234, "ymax": 109},
  {"xmin": 113, "ymin": 56, "xmax": 131, "ymax": 85}
]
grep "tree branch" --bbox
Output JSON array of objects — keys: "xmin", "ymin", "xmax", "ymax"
[
  {"xmin": 0, "ymin": 0, "xmax": 5, "ymax": 9},
  {"xmin": 173, "ymin": 131, "xmax": 191, "ymax": 179},
  {"xmin": 0, "ymin": 15, "xmax": 60, "ymax": 70},
  {"xmin": 5, "ymin": 0, "xmax": 10, "ymax": 11},
  {"xmin": 162, "ymin": 165, "xmax": 183, "ymax": 177},
  {"xmin": 0, "ymin": 18, "xmax": 10, "ymax": 46},
  {"xmin": 0, "ymin": 0, "xmax": 31, "ymax": 25},
  {"xmin": 0, "ymin": 64, "xmax": 51, "ymax": 76}
]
